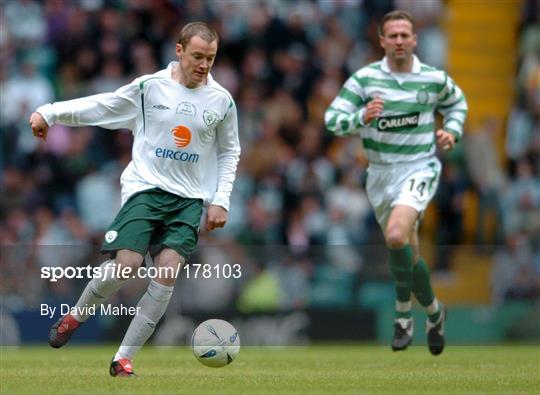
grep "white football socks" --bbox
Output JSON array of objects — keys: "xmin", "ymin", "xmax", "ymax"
[
  {"xmin": 114, "ymin": 280, "xmax": 174, "ymax": 361},
  {"xmin": 426, "ymin": 298, "xmax": 440, "ymax": 315},
  {"xmin": 396, "ymin": 301, "xmax": 412, "ymax": 313},
  {"xmin": 72, "ymin": 260, "xmax": 127, "ymax": 322}
]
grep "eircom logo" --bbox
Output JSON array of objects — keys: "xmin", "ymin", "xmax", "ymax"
[
  {"xmin": 155, "ymin": 148, "xmax": 199, "ymax": 163},
  {"xmin": 154, "ymin": 125, "xmax": 199, "ymax": 163},
  {"xmin": 172, "ymin": 125, "xmax": 191, "ymax": 148}
]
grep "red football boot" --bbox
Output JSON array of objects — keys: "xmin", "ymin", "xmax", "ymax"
[
  {"xmin": 48, "ymin": 314, "xmax": 82, "ymax": 348},
  {"xmin": 110, "ymin": 358, "xmax": 137, "ymax": 377}
]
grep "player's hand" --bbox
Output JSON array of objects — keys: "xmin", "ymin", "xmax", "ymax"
[
  {"xmin": 205, "ymin": 205, "xmax": 228, "ymax": 231},
  {"xmin": 29, "ymin": 112, "xmax": 49, "ymax": 141},
  {"xmin": 436, "ymin": 129, "xmax": 456, "ymax": 151},
  {"xmin": 362, "ymin": 96, "xmax": 384, "ymax": 125}
]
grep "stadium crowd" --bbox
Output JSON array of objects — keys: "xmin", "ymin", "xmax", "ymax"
[{"xmin": 1, "ymin": 0, "xmax": 539, "ymax": 315}]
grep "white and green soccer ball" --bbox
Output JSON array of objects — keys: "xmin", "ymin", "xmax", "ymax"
[{"xmin": 191, "ymin": 319, "xmax": 240, "ymax": 367}]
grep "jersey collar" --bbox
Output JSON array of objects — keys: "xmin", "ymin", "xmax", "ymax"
[{"xmin": 381, "ymin": 55, "xmax": 421, "ymax": 74}]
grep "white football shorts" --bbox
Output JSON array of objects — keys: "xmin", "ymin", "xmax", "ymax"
[{"xmin": 366, "ymin": 157, "xmax": 442, "ymax": 231}]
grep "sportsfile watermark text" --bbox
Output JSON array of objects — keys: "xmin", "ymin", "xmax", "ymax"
[{"xmin": 41, "ymin": 263, "xmax": 242, "ymax": 282}]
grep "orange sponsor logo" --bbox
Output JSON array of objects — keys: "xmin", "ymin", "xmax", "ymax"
[{"xmin": 172, "ymin": 125, "xmax": 191, "ymax": 148}]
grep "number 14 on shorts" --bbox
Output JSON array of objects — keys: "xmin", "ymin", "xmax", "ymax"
[
  {"xmin": 183, "ymin": 263, "xmax": 242, "ymax": 279},
  {"xmin": 408, "ymin": 177, "xmax": 427, "ymax": 197},
  {"xmin": 403, "ymin": 170, "xmax": 437, "ymax": 200}
]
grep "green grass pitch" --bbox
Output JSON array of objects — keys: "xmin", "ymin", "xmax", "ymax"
[{"xmin": 1, "ymin": 345, "xmax": 538, "ymax": 394}]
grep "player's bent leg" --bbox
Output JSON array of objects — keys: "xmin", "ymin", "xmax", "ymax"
[
  {"xmin": 385, "ymin": 205, "xmax": 419, "ymax": 248},
  {"xmin": 114, "ymin": 249, "xmax": 146, "ymax": 279},
  {"xmin": 111, "ymin": 249, "xmax": 184, "ymax": 375},
  {"xmin": 48, "ymin": 252, "xmax": 144, "ymax": 349},
  {"xmin": 152, "ymin": 247, "xmax": 185, "ymax": 287}
]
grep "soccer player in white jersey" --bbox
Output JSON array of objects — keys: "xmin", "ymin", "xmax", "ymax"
[
  {"xmin": 325, "ymin": 10, "xmax": 467, "ymax": 355},
  {"xmin": 29, "ymin": 22, "xmax": 240, "ymax": 376}
]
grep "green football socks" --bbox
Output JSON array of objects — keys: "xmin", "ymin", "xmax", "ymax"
[
  {"xmin": 388, "ymin": 245, "xmax": 414, "ymax": 319},
  {"xmin": 412, "ymin": 258, "xmax": 441, "ymax": 323}
]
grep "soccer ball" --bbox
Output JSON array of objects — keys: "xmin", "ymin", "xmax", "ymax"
[{"xmin": 191, "ymin": 319, "xmax": 240, "ymax": 367}]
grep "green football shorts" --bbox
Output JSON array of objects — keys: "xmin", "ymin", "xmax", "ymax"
[{"xmin": 100, "ymin": 188, "xmax": 203, "ymax": 259}]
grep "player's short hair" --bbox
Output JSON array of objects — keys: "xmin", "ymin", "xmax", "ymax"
[
  {"xmin": 177, "ymin": 22, "xmax": 219, "ymax": 48},
  {"xmin": 379, "ymin": 10, "xmax": 416, "ymax": 36}
]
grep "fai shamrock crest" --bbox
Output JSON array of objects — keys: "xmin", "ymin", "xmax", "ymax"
[
  {"xmin": 105, "ymin": 230, "xmax": 118, "ymax": 243},
  {"xmin": 203, "ymin": 110, "xmax": 219, "ymax": 127}
]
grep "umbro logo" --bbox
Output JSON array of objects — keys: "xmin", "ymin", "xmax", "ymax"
[{"xmin": 153, "ymin": 105, "xmax": 170, "ymax": 110}]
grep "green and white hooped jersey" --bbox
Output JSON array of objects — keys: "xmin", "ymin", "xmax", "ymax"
[
  {"xmin": 325, "ymin": 56, "xmax": 468, "ymax": 165},
  {"xmin": 37, "ymin": 62, "xmax": 241, "ymax": 210}
]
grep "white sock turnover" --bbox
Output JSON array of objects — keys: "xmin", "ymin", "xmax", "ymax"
[
  {"xmin": 114, "ymin": 280, "xmax": 174, "ymax": 361},
  {"xmin": 72, "ymin": 259, "xmax": 127, "ymax": 322}
]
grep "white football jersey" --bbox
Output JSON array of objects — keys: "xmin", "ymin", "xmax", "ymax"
[{"xmin": 37, "ymin": 62, "xmax": 241, "ymax": 210}]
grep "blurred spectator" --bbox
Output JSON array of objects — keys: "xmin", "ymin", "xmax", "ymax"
[
  {"xmin": 1, "ymin": 60, "xmax": 54, "ymax": 155},
  {"xmin": 4, "ymin": 0, "xmax": 46, "ymax": 44},
  {"xmin": 88, "ymin": 57, "xmax": 127, "ymax": 95},
  {"xmin": 325, "ymin": 167, "xmax": 371, "ymax": 245},
  {"xmin": 395, "ymin": 0, "xmax": 447, "ymax": 68},
  {"xmin": 465, "ymin": 117, "xmax": 507, "ymax": 245},
  {"xmin": 492, "ymin": 235, "xmax": 540, "ymax": 308},
  {"xmin": 433, "ymin": 162, "xmax": 466, "ymax": 272},
  {"xmin": 502, "ymin": 157, "xmax": 540, "ymax": 238},
  {"xmin": 75, "ymin": 165, "xmax": 121, "ymax": 234},
  {"xmin": 178, "ymin": 246, "xmax": 240, "ymax": 313},
  {"xmin": 506, "ymin": 100, "xmax": 537, "ymax": 161},
  {"xmin": 237, "ymin": 261, "xmax": 281, "ymax": 313}
]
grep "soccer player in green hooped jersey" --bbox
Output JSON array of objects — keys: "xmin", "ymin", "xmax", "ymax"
[
  {"xmin": 325, "ymin": 10, "xmax": 467, "ymax": 355},
  {"xmin": 29, "ymin": 22, "xmax": 240, "ymax": 376}
]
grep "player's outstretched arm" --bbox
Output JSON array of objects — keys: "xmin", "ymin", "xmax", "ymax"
[
  {"xmin": 29, "ymin": 112, "xmax": 49, "ymax": 141},
  {"xmin": 32, "ymin": 80, "xmax": 141, "ymax": 132}
]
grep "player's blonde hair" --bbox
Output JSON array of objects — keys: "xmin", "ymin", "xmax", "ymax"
[
  {"xmin": 177, "ymin": 22, "xmax": 219, "ymax": 48},
  {"xmin": 379, "ymin": 10, "xmax": 416, "ymax": 36}
]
